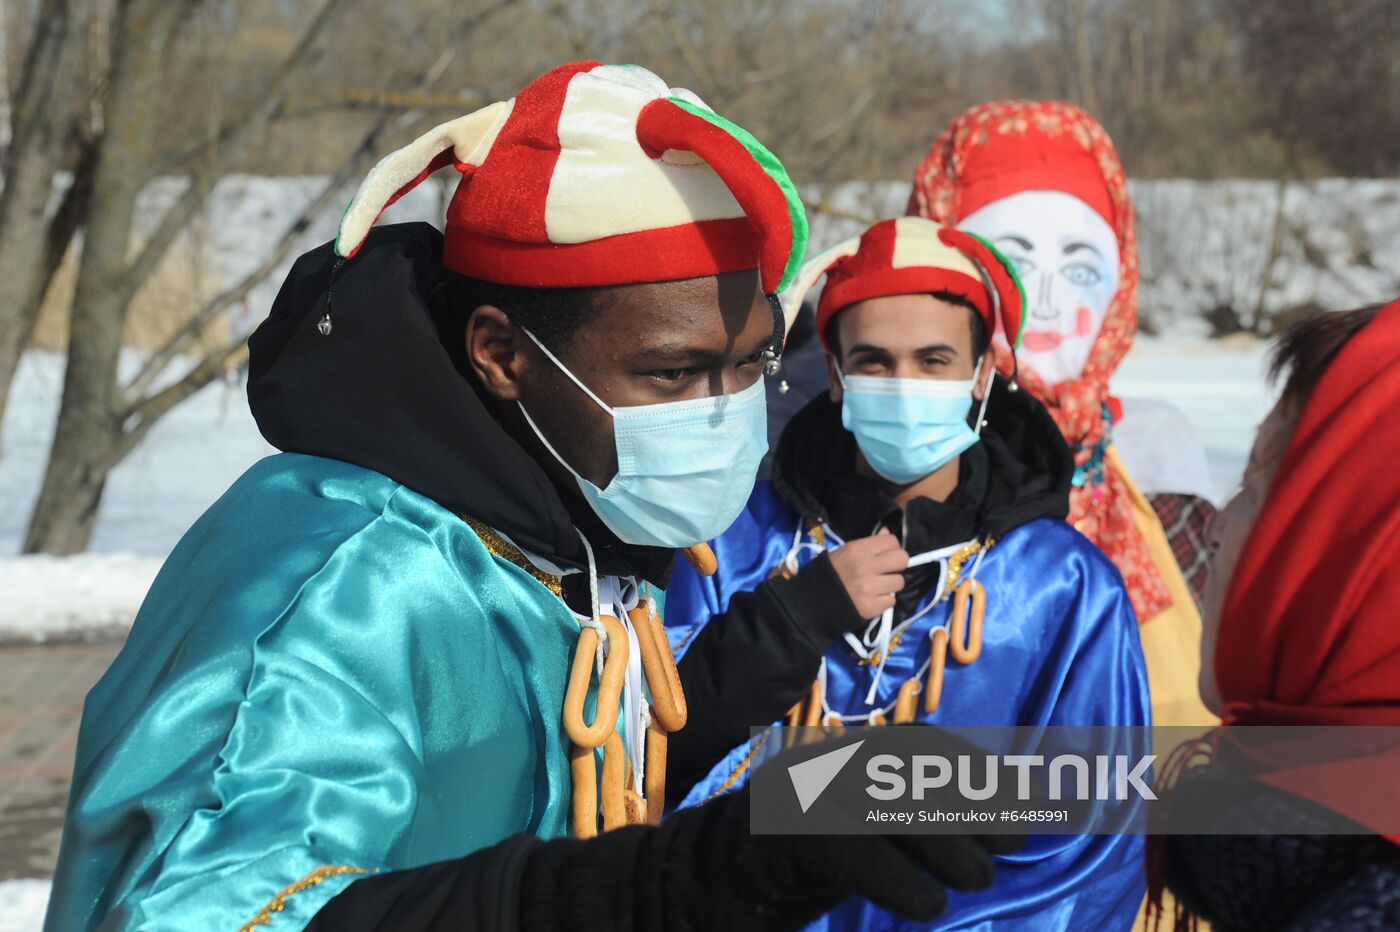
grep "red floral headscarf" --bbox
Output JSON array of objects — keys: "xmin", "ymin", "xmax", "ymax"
[{"xmin": 908, "ymin": 100, "xmax": 1170, "ymax": 622}]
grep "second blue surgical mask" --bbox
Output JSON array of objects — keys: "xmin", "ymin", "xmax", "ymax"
[{"xmin": 837, "ymin": 360, "xmax": 989, "ymax": 484}]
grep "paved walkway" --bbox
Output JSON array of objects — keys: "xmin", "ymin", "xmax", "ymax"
[{"xmin": 0, "ymin": 640, "xmax": 122, "ymax": 880}]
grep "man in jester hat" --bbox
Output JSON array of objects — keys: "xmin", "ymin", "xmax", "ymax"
[
  {"xmin": 663, "ymin": 217, "xmax": 1151, "ymax": 931},
  {"xmin": 43, "ymin": 64, "xmax": 1013, "ymax": 931}
]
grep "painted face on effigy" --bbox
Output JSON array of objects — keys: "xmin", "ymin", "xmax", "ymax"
[{"xmin": 959, "ymin": 190, "xmax": 1119, "ymax": 386}]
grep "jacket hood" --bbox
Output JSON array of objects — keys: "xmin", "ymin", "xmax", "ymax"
[
  {"xmin": 247, "ymin": 222, "xmax": 673, "ymax": 585},
  {"xmin": 770, "ymin": 375, "xmax": 1073, "ymax": 551}
]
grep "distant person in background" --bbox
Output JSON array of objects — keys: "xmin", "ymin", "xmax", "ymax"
[
  {"xmin": 1154, "ymin": 301, "xmax": 1400, "ymax": 930},
  {"xmin": 907, "ymin": 100, "xmax": 1214, "ymax": 727}
]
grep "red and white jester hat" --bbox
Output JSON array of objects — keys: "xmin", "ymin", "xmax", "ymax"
[
  {"xmin": 336, "ymin": 61, "xmax": 808, "ymax": 295},
  {"xmin": 780, "ymin": 216, "xmax": 1025, "ymax": 354}
]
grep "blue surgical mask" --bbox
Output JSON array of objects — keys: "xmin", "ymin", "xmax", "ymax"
[
  {"xmin": 837, "ymin": 359, "xmax": 989, "ymax": 484},
  {"xmin": 517, "ymin": 329, "xmax": 768, "ymax": 548}
]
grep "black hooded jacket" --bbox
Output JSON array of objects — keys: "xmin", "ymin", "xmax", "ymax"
[
  {"xmin": 248, "ymin": 221, "xmax": 674, "ymax": 596},
  {"xmin": 669, "ymin": 376, "xmax": 1074, "ymax": 799}
]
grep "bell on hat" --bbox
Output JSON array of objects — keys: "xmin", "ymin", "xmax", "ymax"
[{"xmin": 336, "ymin": 61, "xmax": 808, "ymax": 296}]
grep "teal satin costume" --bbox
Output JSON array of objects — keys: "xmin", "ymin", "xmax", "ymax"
[{"xmin": 45, "ymin": 453, "xmax": 578, "ymax": 931}]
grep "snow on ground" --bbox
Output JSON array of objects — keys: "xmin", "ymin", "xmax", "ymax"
[
  {"xmin": 0, "ymin": 350, "xmax": 273, "ymax": 558},
  {"xmin": 0, "ymin": 554, "xmax": 162, "ymax": 642},
  {"xmin": 0, "ymin": 350, "xmax": 272, "ymax": 639},
  {"xmin": 0, "ymin": 880, "xmax": 49, "ymax": 932}
]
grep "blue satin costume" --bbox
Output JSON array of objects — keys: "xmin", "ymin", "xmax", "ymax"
[
  {"xmin": 45, "ymin": 453, "xmax": 579, "ymax": 931},
  {"xmin": 665, "ymin": 481, "xmax": 1151, "ymax": 931}
]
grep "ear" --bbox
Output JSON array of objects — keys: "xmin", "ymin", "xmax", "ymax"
[
  {"xmin": 467, "ymin": 305, "xmax": 527, "ymax": 401},
  {"xmin": 971, "ymin": 354, "xmax": 995, "ymax": 402},
  {"xmin": 825, "ymin": 352, "xmax": 844, "ymax": 403}
]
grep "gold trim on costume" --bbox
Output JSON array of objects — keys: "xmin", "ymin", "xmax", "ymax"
[
  {"xmin": 239, "ymin": 865, "xmax": 370, "ymax": 930},
  {"xmin": 939, "ymin": 538, "xmax": 993, "ymax": 601},
  {"xmin": 459, "ymin": 514, "xmax": 564, "ymax": 598},
  {"xmin": 704, "ymin": 729, "xmax": 772, "ymax": 804}
]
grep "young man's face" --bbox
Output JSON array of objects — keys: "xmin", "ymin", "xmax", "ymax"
[
  {"xmin": 825, "ymin": 294, "xmax": 989, "ymax": 399},
  {"xmin": 469, "ymin": 268, "xmax": 773, "ymax": 490}
]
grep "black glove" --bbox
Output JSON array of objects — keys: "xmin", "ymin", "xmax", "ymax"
[
  {"xmin": 312, "ymin": 727, "xmax": 1025, "ymax": 932},
  {"xmin": 520, "ymin": 781, "xmax": 1023, "ymax": 931}
]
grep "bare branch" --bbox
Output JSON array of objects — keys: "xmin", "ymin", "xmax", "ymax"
[
  {"xmin": 657, "ymin": 3, "xmax": 714, "ymax": 86},
  {"xmin": 29, "ymin": 137, "xmax": 98, "ymax": 306},
  {"xmin": 1, "ymin": 0, "xmax": 73, "ymax": 178},
  {"xmin": 149, "ymin": 0, "xmax": 516, "ymax": 179},
  {"xmin": 807, "ymin": 85, "xmax": 878, "ymax": 147},
  {"xmin": 121, "ymin": 129, "xmax": 380, "ymax": 402},
  {"xmin": 110, "ymin": 339, "xmax": 246, "ymax": 470},
  {"xmin": 278, "ymin": 88, "xmax": 485, "ymax": 120},
  {"xmin": 801, "ymin": 198, "xmax": 879, "ymax": 226},
  {"xmin": 123, "ymin": 0, "xmax": 519, "ymax": 407},
  {"xmin": 119, "ymin": 0, "xmax": 357, "ymax": 305}
]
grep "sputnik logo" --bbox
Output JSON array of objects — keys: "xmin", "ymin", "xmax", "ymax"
[{"xmin": 788, "ymin": 739, "xmax": 866, "ymax": 813}]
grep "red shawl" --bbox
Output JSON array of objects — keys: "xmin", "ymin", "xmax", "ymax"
[{"xmin": 1214, "ymin": 297, "xmax": 1400, "ymax": 839}]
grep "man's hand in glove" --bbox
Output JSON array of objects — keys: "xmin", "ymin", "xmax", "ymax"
[
  {"xmin": 523, "ymin": 726, "xmax": 1026, "ymax": 931},
  {"xmin": 308, "ymin": 726, "xmax": 1025, "ymax": 932}
]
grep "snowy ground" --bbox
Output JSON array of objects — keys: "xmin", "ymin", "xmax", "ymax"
[
  {"xmin": 1114, "ymin": 333, "xmax": 1274, "ymax": 498},
  {"xmin": 0, "ymin": 881, "xmax": 48, "ymax": 932},
  {"xmin": 0, "ymin": 350, "xmax": 274, "ymax": 641}
]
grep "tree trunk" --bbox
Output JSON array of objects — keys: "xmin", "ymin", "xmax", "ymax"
[
  {"xmin": 0, "ymin": 145, "xmax": 94, "ymax": 436},
  {"xmin": 22, "ymin": 0, "xmax": 174, "ymax": 555},
  {"xmin": 19, "ymin": 289, "xmax": 128, "ymax": 554},
  {"xmin": 0, "ymin": 0, "xmax": 89, "ymax": 430},
  {"xmin": 22, "ymin": 0, "xmax": 486, "ymax": 552}
]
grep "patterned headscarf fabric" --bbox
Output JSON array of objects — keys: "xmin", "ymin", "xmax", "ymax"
[{"xmin": 908, "ymin": 100, "xmax": 1170, "ymax": 622}]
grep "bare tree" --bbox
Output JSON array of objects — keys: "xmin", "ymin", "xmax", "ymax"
[
  {"xmin": 0, "ymin": 0, "xmax": 99, "ymax": 437},
  {"xmin": 20, "ymin": 0, "xmax": 518, "ymax": 554},
  {"xmin": 7, "ymin": 0, "xmax": 1396, "ymax": 554}
]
